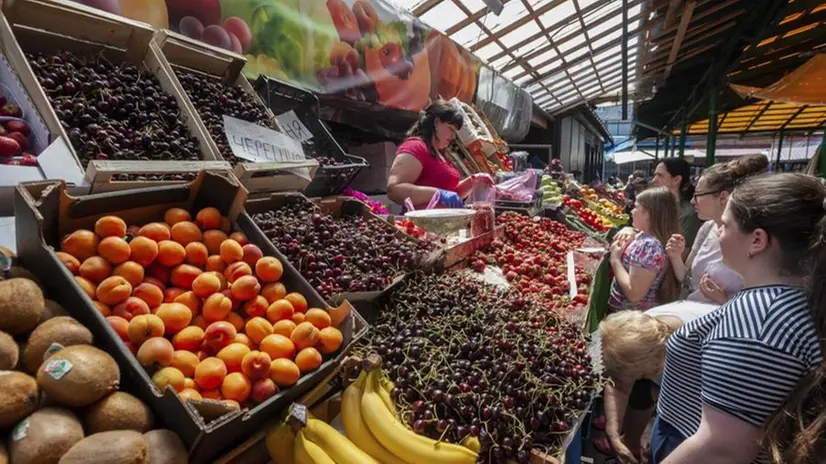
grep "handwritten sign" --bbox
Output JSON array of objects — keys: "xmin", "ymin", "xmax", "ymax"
[
  {"xmin": 275, "ymin": 110, "xmax": 314, "ymax": 143},
  {"xmin": 223, "ymin": 115, "xmax": 306, "ymax": 163}
]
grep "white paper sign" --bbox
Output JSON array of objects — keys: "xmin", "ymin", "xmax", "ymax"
[
  {"xmin": 275, "ymin": 110, "xmax": 314, "ymax": 143},
  {"xmin": 223, "ymin": 115, "xmax": 306, "ymax": 163}
]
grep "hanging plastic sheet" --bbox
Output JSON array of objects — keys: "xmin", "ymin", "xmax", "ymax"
[
  {"xmin": 475, "ymin": 66, "xmax": 532, "ymax": 142},
  {"xmin": 731, "ymin": 55, "xmax": 826, "ymax": 105}
]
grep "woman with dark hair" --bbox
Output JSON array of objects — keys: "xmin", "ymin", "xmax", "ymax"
[
  {"xmin": 387, "ymin": 100, "xmax": 491, "ymax": 209},
  {"xmin": 653, "ymin": 159, "xmax": 703, "ymax": 255},
  {"xmin": 650, "ymin": 173, "xmax": 825, "ymax": 463}
]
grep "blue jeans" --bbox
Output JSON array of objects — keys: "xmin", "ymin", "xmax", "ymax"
[{"xmin": 649, "ymin": 417, "xmax": 686, "ymax": 463}]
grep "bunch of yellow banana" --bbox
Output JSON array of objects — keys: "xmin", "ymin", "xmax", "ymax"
[{"xmin": 342, "ymin": 366, "xmax": 478, "ymax": 464}]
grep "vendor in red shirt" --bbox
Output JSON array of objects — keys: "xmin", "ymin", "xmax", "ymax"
[{"xmin": 387, "ymin": 100, "xmax": 491, "ymax": 209}]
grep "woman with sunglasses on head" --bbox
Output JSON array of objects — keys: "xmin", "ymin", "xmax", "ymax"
[
  {"xmin": 651, "ymin": 173, "xmax": 824, "ymax": 463},
  {"xmin": 665, "ymin": 155, "xmax": 768, "ymax": 304},
  {"xmin": 653, "ymin": 159, "xmax": 704, "ymax": 256},
  {"xmin": 387, "ymin": 100, "xmax": 492, "ymax": 210}
]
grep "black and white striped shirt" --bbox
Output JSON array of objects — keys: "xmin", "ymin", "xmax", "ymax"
[{"xmin": 657, "ymin": 285, "xmax": 822, "ymax": 463}]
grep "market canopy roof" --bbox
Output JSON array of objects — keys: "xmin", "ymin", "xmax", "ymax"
[
  {"xmin": 393, "ymin": 0, "xmax": 646, "ymax": 114},
  {"xmin": 674, "ymin": 100, "xmax": 826, "ymax": 136}
]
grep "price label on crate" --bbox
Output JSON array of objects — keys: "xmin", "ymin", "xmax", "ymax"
[
  {"xmin": 223, "ymin": 115, "xmax": 306, "ymax": 163},
  {"xmin": 275, "ymin": 110, "xmax": 314, "ymax": 143}
]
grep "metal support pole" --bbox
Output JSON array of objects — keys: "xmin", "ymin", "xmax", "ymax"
[
  {"xmin": 775, "ymin": 130, "xmax": 785, "ymax": 169},
  {"xmin": 817, "ymin": 130, "xmax": 826, "ymax": 179},
  {"xmin": 655, "ymin": 136, "xmax": 660, "ymax": 159},
  {"xmin": 707, "ymin": 85, "xmax": 717, "ymax": 165},
  {"xmin": 621, "ymin": 0, "xmax": 628, "ymax": 121},
  {"xmin": 679, "ymin": 119, "xmax": 687, "ymax": 158}
]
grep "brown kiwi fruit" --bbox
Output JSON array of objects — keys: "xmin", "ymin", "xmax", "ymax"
[
  {"xmin": 58, "ymin": 430, "xmax": 148, "ymax": 464},
  {"xmin": 0, "ymin": 441, "xmax": 7, "ymax": 464},
  {"xmin": 143, "ymin": 429, "xmax": 187, "ymax": 464},
  {"xmin": 85, "ymin": 392, "xmax": 154, "ymax": 434},
  {"xmin": 36, "ymin": 345, "xmax": 120, "ymax": 408},
  {"xmin": 0, "ymin": 330, "xmax": 19, "ymax": 370},
  {"xmin": 24, "ymin": 317, "xmax": 93, "ymax": 373},
  {"xmin": 7, "ymin": 267, "xmax": 44, "ymax": 290},
  {"xmin": 8, "ymin": 407, "xmax": 84, "ymax": 464},
  {"xmin": 39, "ymin": 299, "xmax": 69, "ymax": 324},
  {"xmin": 0, "ymin": 278, "xmax": 45, "ymax": 335},
  {"xmin": 0, "ymin": 371, "xmax": 39, "ymax": 428}
]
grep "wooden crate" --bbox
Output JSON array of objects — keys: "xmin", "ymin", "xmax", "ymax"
[
  {"xmin": 1, "ymin": 0, "xmax": 227, "ymax": 192},
  {"xmin": 86, "ymin": 160, "xmax": 233, "ymax": 193},
  {"xmin": 152, "ymin": 29, "xmax": 320, "ymax": 195}
]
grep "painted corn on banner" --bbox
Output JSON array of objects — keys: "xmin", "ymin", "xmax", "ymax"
[{"xmin": 71, "ymin": 0, "xmax": 481, "ymax": 112}]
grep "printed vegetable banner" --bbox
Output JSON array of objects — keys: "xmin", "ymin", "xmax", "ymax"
[{"xmin": 70, "ymin": 0, "xmax": 481, "ymax": 113}]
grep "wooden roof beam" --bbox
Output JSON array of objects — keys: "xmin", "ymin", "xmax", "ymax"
[
  {"xmin": 445, "ymin": 0, "xmax": 513, "ymax": 36},
  {"xmin": 469, "ymin": 0, "xmax": 567, "ymax": 51},
  {"xmin": 412, "ymin": 0, "xmax": 442, "ymax": 17},
  {"xmin": 572, "ymin": 0, "xmax": 606, "ymax": 93},
  {"xmin": 663, "ymin": 1, "xmax": 697, "ymax": 78}
]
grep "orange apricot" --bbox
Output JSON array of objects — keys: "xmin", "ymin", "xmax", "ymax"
[
  {"xmin": 259, "ymin": 334, "xmax": 296, "ymax": 360},
  {"xmin": 245, "ymin": 317, "xmax": 273, "ymax": 345},
  {"xmin": 221, "ymin": 372, "xmax": 251, "ymax": 403},
  {"xmin": 202, "ymin": 230, "xmax": 229, "ymax": 255},
  {"xmin": 200, "ymin": 390, "xmax": 221, "ymax": 400},
  {"xmin": 203, "ymin": 321, "xmax": 237, "ymax": 353},
  {"xmin": 194, "ymin": 357, "xmax": 227, "ymax": 390},
  {"xmin": 138, "ymin": 222, "xmax": 171, "ymax": 242},
  {"xmin": 291, "ymin": 312, "xmax": 306, "ymax": 324},
  {"xmin": 255, "ymin": 257, "xmax": 283, "ymax": 283},
  {"xmin": 191, "ymin": 315, "xmax": 207, "ymax": 330},
  {"xmin": 295, "ymin": 347, "xmax": 322, "ymax": 373},
  {"xmin": 170, "ymin": 351, "xmax": 200, "ymax": 378},
  {"xmin": 230, "ymin": 275, "xmax": 260, "ymax": 301},
  {"xmin": 272, "ymin": 319, "xmax": 297, "ymax": 338},
  {"xmin": 152, "ymin": 367, "xmax": 186, "ymax": 392},
  {"xmin": 229, "ymin": 231, "xmax": 248, "ymax": 245},
  {"xmin": 112, "ymin": 296, "xmax": 150, "ymax": 321},
  {"xmin": 250, "ymin": 378, "xmax": 278, "ymax": 404},
  {"xmin": 225, "ymin": 312, "xmax": 245, "ymax": 333},
  {"xmin": 147, "ymin": 263, "xmax": 172, "ymax": 285},
  {"xmin": 94, "ymin": 216, "xmax": 127, "ymax": 238},
  {"xmin": 142, "ymin": 276, "xmax": 166, "ymax": 291},
  {"xmin": 219, "ymin": 239, "xmax": 244, "ymax": 264},
  {"xmin": 56, "ymin": 251, "xmax": 81, "ymax": 275},
  {"xmin": 235, "ymin": 333, "xmax": 253, "ymax": 348},
  {"xmin": 179, "ymin": 388, "xmax": 203, "ymax": 402},
  {"xmin": 317, "ymin": 327, "xmax": 344, "ymax": 355},
  {"xmin": 171, "ymin": 221, "xmax": 202, "ymax": 246},
  {"xmin": 164, "ymin": 207, "xmax": 191, "ymax": 226},
  {"xmin": 172, "ymin": 326, "xmax": 205, "ymax": 351},
  {"xmin": 133, "ymin": 282, "xmax": 164, "ymax": 308},
  {"xmin": 205, "ymin": 255, "xmax": 227, "ymax": 273},
  {"xmin": 269, "ymin": 358, "xmax": 300, "ymax": 387},
  {"xmin": 174, "ymin": 291, "xmax": 201, "ymax": 317},
  {"xmin": 191, "ymin": 272, "xmax": 222, "ymax": 298},
  {"xmin": 127, "ymin": 313, "xmax": 165, "ymax": 345},
  {"xmin": 98, "ymin": 236, "xmax": 131, "ymax": 264},
  {"xmin": 183, "ymin": 378, "xmax": 196, "ymax": 390},
  {"xmin": 184, "ymin": 241, "xmax": 209, "ymax": 267},
  {"xmin": 92, "ymin": 301, "xmax": 111, "ymax": 317},
  {"xmin": 223, "ymin": 261, "xmax": 252, "ymax": 283},
  {"xmin": 155, "ymin": 302, "xmax": 193, "ymax": 334},
  {"xmin": 285, "ymin": 293, "xmax": 308, "ymax": 313},
  {"xmin": 157, "ymin": 240, "xmax": 186, "ymax": 267},
  {"xmin": 242, "ymin": 295, "xmax": 269, "ymax": 318},
  {"xmin": 241, "ymin": 350, "xmax": 272, "ymax": 380},
  {"xmin": 217, "ymin": 343, "xmax": 251, "ymax": 373},
  {"xmin": 61, "ymin": 229, "xmax": 100, "ymax": 261},
  {"xmin": 126, "ymin": 225, "xmax": 141, "ymax": 237},
  {"xmin": 112, "ymin": 261, "xmax": 144, "ymax": 288},
  {"xmin": 304, "ymin": 308, "xmax": 331, "ymax": 330},
  {"xmin": 106, "ymin": 315, "xmax": 130, "ymax": 342},
  {"xmin": 79, "ymin": 256, "xmax": 113, "ymax": 284},
  {"xmin": 241, "ymin": 244, "xmax": 263, "ymax": 267},
  {"xmin": 129, "ymin": 236, "xmax": 159, "ymax": 268},
  {"xmin": 202, "ymin": 292, "xmax": 233, "ymax": 322},
  {"xmin": 170, "ymin": 264, "xmax": 202, "ymax": 289},
  {"xmin": 220, "ymin": 218, "xmax": 232, "ymax": 234},
  {"xmin": 195, "ymin": 207, "xmax": 222, "ymax": 230},
  {"xmin": 163, "ymin": 287, "xmax": 187, "ymax": 303},
  {"xmin": 261, "ymin": 282, "xmax": 287, "ymax": 304},
  {"xmin": 290, "ymin": 322, "xmax": 319, "ymax": 351},
  {"xmin": 96, "ymin": 276, "xmax": 132, "ymax": 306},
  {"xmin": 137, "ymin": 336, "xmax": 174, "ymax": 369},
  {"xmin": 266, "ymin": 299, "xmax": 294, "ymax": 323}
]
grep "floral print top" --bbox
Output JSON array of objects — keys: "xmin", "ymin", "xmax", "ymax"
[{"xmin": 608, "ymin": 233, "xmax": 668, "ymax": 311}]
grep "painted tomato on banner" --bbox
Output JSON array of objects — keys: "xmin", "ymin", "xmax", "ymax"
[{"xmin": 70, "ymin": 0, "xmax": 480, "ymax": 113}]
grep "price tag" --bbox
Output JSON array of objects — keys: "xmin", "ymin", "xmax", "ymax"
[
  {"xmin": 223, "ymin": 115, "xmax": 307, "ymax": 164},
  {"xmin": 275, "ymin": 110, "xmax": 314, "ymax": 143}
]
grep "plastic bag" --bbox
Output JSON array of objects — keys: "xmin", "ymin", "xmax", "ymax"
[
  {"xmin": 495, "ymin": 169, "xmax": 537, "ymax": 202},
  {"xmin": 584, "ymin": 253, "xmax": 613, "ymax": 334},
  {"xmin": 404, "ymin": 191, "xmax": 440, "ymax": 212},
  {"xmin": 509, "ymin": 151, "xmax": 529, "ymax": 172},
  {"xmin": 468, "ymin": 182, "xmax": 495, "ymax": 237}
]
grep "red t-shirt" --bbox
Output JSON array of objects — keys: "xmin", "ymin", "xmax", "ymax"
[{"xmin": 396, "ymin": 137, "xmax": 460, "ymax": 193}]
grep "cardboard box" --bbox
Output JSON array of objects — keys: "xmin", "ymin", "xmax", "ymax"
[{"xmin": 14, "ymin": 171, "xmax": 367, "ymax": 463}]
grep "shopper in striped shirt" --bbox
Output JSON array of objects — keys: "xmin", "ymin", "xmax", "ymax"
[{"xmin": 651, "ymin": 173, "xmax": 825, "ymax": 464}]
